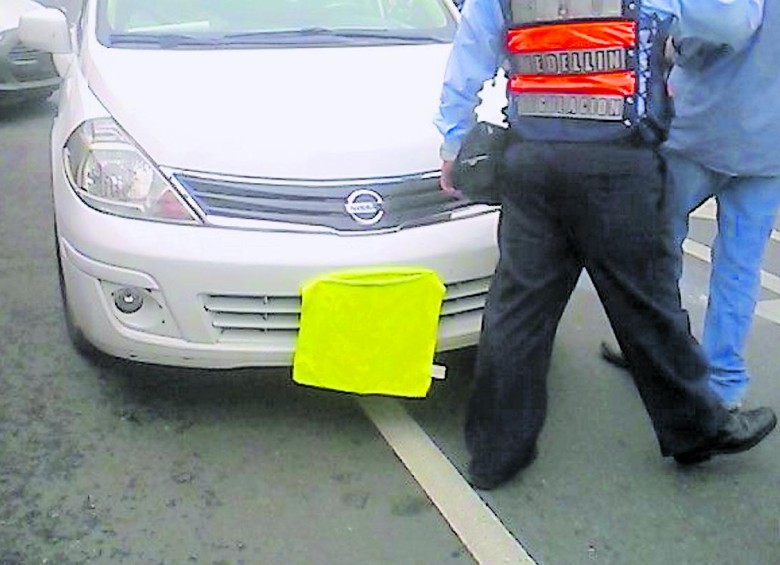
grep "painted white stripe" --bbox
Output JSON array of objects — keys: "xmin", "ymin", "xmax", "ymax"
[
  {"xmin": 681, "ymin": 238, "xmax": 712, "ymax": 264},
  {"xmin": 358, "ymin": 397, "xmax": 535, "ymax": 565},
  {"xmin": 759, "ymin": 270, "xmax": 780, "ymax": 296},
  {"xmin": 689, "ymin": 198, "xmax": 717, "ymax": 221},
  {"xmin": 755, "ymin": 299, "xmax": 780, "ymax": 324}
]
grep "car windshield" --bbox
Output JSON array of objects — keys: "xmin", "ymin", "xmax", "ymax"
[{"xmin": 96, "ymin": 0, "xmax": 456, "ymax": 48}]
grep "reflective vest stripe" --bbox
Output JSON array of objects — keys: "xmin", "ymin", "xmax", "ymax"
[
  {"xmin": 508, "ymin": 72, "xmax": 636, "ymax": 97},
  {"xmin": 514, "ymin": 93, "xmax": 626, "ymax": 120},
  {"xmin": 507, "ymin": 20, "xmax": 636, "ymax": 53},
  {"xmin": 510, "ymin": 47, "xmax": 629, "ymax": 76}
]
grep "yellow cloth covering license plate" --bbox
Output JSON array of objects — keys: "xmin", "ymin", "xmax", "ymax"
[{"xmin": 293, "ymin": 268, "xmax": 445, "ymax": 397}]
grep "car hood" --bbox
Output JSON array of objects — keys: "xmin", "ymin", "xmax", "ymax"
[
  {"xmin": 84, "ymin": 43, "xmax": 451, "ymax": 179},
  {"xmin": 0, "ymin": 0, "xmax": 43, "ymax": 32}
]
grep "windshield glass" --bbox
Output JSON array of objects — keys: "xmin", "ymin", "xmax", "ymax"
[{"xmin": 96, "ymin": 0, "xmax": 456, "ymax": 48}]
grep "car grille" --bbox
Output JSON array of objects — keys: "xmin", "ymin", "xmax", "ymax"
[
  {"xmin": 174, "ymin": 172, "xmax": 466, "ymax": 232},
  {"xmin": 203, "ymin": 276, "xmax": 491, "ymax": 343},
  {"xmin": 8, "ymin": 44, "xmax": 39, "ymax": 63}
]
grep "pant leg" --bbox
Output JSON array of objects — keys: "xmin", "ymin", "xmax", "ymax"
[
  {"xmin": 703, "ymin": 175, "xmax": 780, "ymax": 405},
  {"xmin": 603, "ymin": 152, "xmax": 715, "ymax": 367},
  {"xmin": 570, "ymin": 145, "xmax": 728, "ymax": 455},
  {"xmin": 465, "ymin": 142, "xmax": 582, "ymax": 475},
  {"xmin": 665, "ymin": 154, "xmax": 721, "ymax": 281}
]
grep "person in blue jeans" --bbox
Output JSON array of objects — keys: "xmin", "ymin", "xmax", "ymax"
[
  {"xmin": 601, "ymin": 2, "xmax": 780, "ymax": 410},
  {"xmin": 668, "ymin": 164, "xmax": 780, "ymax": 409}
]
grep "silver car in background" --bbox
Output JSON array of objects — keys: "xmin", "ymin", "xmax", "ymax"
[{"xmin": 0, "ymin": 0, "xmax": 59, "ymax": 106}]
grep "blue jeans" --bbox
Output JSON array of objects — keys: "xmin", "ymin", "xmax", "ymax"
[{"xmin": 666, "ymin": 154, "xmax": 780, "ymax": 407}]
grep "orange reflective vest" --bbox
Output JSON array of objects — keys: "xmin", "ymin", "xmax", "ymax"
[{"xmin": 504, "ymin": 0, "xmax": 672, "ymax": 145}]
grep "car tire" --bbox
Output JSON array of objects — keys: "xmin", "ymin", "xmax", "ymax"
[{"xmin": 53, "ymin": 223, "xmax": 101, "ymax": 359}]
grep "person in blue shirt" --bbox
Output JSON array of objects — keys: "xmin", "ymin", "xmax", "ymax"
[
  {"xmin": 435, "ymin": 0, "xmax": 777, "ymax": 490},
  {"xmin": 601, "ymin": 0, "xmax": 780, "ymax": 412}
]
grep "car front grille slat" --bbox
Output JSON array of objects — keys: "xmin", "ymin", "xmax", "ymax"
[
  {"xmin": 175, "ymin": 172, "xmax": 465, "ymax": 232},
  {"xmin": 217, "ymin": 330, "xmax": 295, "ymax": 344},
  {"xmin": 8, "ymin": 44, "xmax": 39, "ymax": 63},
  {"xmin": 196, "ymin": 190, "xmax": 341, "ymax": 214},
  {"xmin": 203, "ymin": 295, "xmax": 301, "ymax": 314},
  {"xmin": 210, "ymin": 312, "xmax": 300, "ymax": 331},
  {"xmin": 440, "ymin": 295, "xmax": 485, "ymax": 317},
  {"xmin": 441, "ymin": 277, "xmax": 491, "ymax": 300},
  {"xmin": 202, "ymin": 275, "xmax": 492, "ymax": 343}
]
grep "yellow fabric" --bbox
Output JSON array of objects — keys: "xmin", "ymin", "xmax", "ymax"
[{"xmin": 293, "ymin": 267, "xmax": 445, "ymax": 397}]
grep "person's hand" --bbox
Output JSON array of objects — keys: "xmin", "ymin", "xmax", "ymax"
[{"xmin": 440, "ymin": 160, "xmax": 463, "ymax": 198}]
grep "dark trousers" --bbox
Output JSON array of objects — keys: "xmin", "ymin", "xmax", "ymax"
[{"xmin": 466, "ymin": 141, "xmax": 729, "ymax": 476}]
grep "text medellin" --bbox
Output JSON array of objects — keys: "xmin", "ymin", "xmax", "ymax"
[{"xmin": 516, "ymin": 47, "xmax": 627, "ymax": 75}]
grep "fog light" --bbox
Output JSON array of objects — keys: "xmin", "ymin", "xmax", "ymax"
[{"xmin": 113, "ymin": 287, "xmax": 144, "ymax": 314}]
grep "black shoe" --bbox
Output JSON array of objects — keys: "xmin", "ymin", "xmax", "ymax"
[
  {"xmin": 600, "ymin": 341, "xmax": 630, "ymax": 370},
  {"xmin": 466, "ymin": 446, "xmax": 539, "ymax": 490},
  {"xmin": 673, "ymin": 407, "xmax": 777, "ymax": 465}
]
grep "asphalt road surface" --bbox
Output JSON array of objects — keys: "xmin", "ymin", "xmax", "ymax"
[{"xmin": 2, "ymin": 6, "xmax": 780, "ymax": 563}]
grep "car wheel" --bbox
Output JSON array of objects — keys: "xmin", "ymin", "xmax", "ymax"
[{"xmin": 53, "ymin": 224, "xmax": 100, "ymax": 359}]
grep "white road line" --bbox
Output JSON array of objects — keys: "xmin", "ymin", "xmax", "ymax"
[
  {"xmin": 755, "ymin": 299, "xmax": 780, "ymax": 324},
  {"xmin": 759, "ymin": 270, "xmax": 780, "ymax": 296},
  {"xmin": 690, "ymin": 198, "xmax": 717, "ymax": 221},
  {"xmin": 681, "ymin": 239, "xmax": 712, "ymax": 265},
  {"xmin": 358, "ymin": 397, "xmax": 535, "ymax": 565}
]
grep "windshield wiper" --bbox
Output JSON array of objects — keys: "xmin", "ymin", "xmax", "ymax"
[
  {"xmin": 321, "ymin": 29, "xmax": 449, "ymax": 43},
  {"xmin": 107, "ymin": 33, "xmax": 220, "ymax": 48},
  {"xmin": 221, "ymin": 28, "xmax": 449, "ymax": 45},
  {"xmin": 223, "ymin": 27, "xmax": 334, "ymax": 40}
]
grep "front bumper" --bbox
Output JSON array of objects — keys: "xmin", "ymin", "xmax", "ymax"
[{"xmin": 56, "ymin": 176, "xmax": 499, "ymax": 368}]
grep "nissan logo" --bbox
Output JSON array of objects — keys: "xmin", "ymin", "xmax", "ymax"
[{"xmin": 345, "ymin": 189, "xmax": 384, "ymax": 226}]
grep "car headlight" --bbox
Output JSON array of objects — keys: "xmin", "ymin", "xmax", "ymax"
[{"xmin": 63, "ymin": 118, "xmax": 201, "ymax": 224}]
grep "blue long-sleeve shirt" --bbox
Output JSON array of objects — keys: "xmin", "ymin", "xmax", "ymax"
[
  {"xmin": 665, "ymin": 0, "xmax": 780, "ymax": 175},
  {"xmin": 435, "ymin": 0, "xmax": 767, "ymax": 172}
]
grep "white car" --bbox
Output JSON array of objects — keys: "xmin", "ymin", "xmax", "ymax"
[{"xmin": 20, "ymin": 0, "xmax": 499, "ymax": 368}]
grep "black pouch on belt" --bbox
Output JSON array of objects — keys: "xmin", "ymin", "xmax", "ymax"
[{"xmin": 450, "ymin": 121, "xmax": 510, "ymax": 205}]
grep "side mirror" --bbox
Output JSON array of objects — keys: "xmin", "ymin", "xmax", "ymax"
[{"xmin": 19, "ymin": 8, "xmax": 72, "ymax": 55}]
